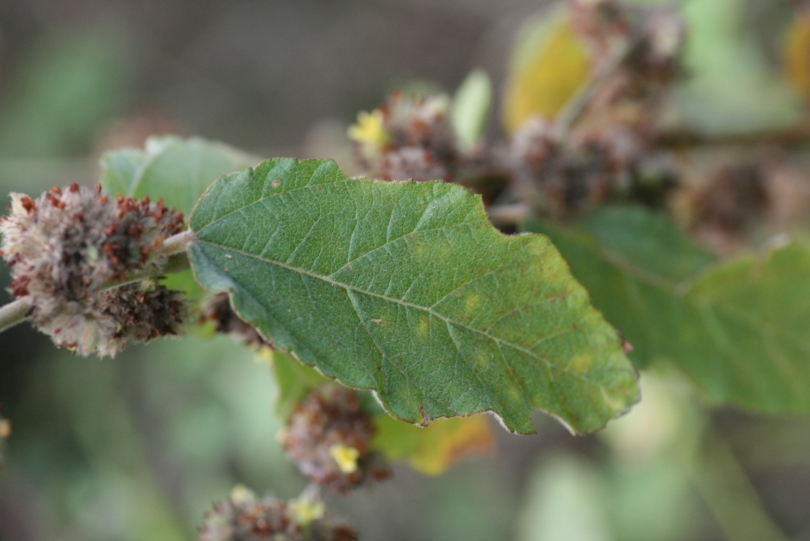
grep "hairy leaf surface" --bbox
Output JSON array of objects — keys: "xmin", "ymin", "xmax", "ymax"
[
  {"xmin": 532, "ymin": 207, "xmax": 810, "ymax": 412},
  {"xmin": 188, "ymin": 158, "xmax": 639, "ymax": 434}
]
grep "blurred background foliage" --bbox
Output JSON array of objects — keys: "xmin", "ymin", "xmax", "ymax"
[{"xmin": 2, "ymin": 0, "xmax": 810, "ymax": 540}]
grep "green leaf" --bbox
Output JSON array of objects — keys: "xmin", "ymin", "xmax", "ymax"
[
  {"xmin": 100, "ymin": 135, "xmax": 259, "ymax": 216},
  {"xmin": 530, "ymin": 207, "xmax": 810, "ymax": 412},
  {"xmin": 0, "ymin": 26, "xmax": 134, "ymax": 157},
  {"xmin": 673, "ymin": 0, "xmax": 803, "ymax": 134},
  {"xmin": 187, "ymin": 158, "xmax": 639, "ymax": 434},
  {"xmin": 451, "ymin": 69, "xmax": 492, "ymax": 151}
]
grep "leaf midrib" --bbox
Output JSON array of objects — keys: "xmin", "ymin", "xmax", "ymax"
[{"xmin": 194, "ymin": 238, "xmax": 623, "ymax": 392}]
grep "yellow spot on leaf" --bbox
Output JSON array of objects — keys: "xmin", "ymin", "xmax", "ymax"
[
  {"xmin": 465, "ymin": 293, "xmax": 481, "ymax": 313},
  {"xmin": 417, "ymin": 317, "xmax": 429, "ymax": 338},
  {"xmin": 568, "ymin": 353, "xmax": 592, "ymax": 377}
]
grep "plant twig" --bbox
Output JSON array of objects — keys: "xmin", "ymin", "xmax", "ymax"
[
  {"xmin": 100, "ymin": 252, "xmax": 191, "ymax": 291},
  {"xmin": 657, "ymin": 123, "xmax": 810, "ymax": 150},
  {"xmin": 553, "ymin": 37, "xmax": 639, "ymax": 138},
  {"xmin": 159, "ymin": 230, "xmax": 195, "ymax": 257},
  {"xmin": 487, "ymin": 203, "xmax": 530, "ymax": 227},
  {"xmin": 689, "ymin": 430, "xmax": 788, "ymax": 541},
  {"xmin": 0, "ymin": 298, "xmax": 31, "ymax": 334}
]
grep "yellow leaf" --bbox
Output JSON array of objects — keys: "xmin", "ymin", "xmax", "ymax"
[
  {"xmin": 784, "ymin": 13, "xmax": 810, "ymax": 101},
  {"xmin": 374, "ymin": 415, "xmax": 494, "ymax": 476},
  {"xmin": 502, "ymin": 9, "xmax": 591, "ymax": 134}
]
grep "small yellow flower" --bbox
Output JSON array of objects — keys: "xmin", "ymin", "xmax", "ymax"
[
  {"xmin": 254, "ymin": 346, "xmax": 274, "ymax": 364},
  {"xmin": 347, "ymin": 110, "xmax": 390, "ymax": 146},
  {"xmin": 328, "ymin": 443, "xmax": 360, "ymax": 474},
  {"xmin": 289, "ymin": 494, "xmax": 325, "ymax": 525},
  {"xmin": 229, "ymin": 484, "xmax": 256, "ymax": 506}
]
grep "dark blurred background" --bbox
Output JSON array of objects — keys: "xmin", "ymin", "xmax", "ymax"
[{"xmin": 2, "ymin": 1, "xmax": 810, "ymax": 540}]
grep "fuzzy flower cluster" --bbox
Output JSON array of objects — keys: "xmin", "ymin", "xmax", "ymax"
[
  {"xmin": 0, "ymin": 184, "xmax": 186, "ymax": 356},
  {"xmin": 508, "ymin": 0, "xmax": 684, "ymax": 218},
  {"xmin": 198, "ymin": 486, "xmax": 357, "ymax": 541},
  {"xmin": 349, "ymin": 92, "xmax": 459, "ymax": 182},
  {"xmin": 508, "ymin": 118, "xmax": 624, "ymax": 217},
  {"xmin": 280, "ymin": 385, "xmax": 391, "ymax": 493},
  {"xmin": 568, "ymin": 0, "xmax": 685, "ymax": 146}
]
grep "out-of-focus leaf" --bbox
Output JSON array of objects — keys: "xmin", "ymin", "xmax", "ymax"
[
  {"xmin": 0, "ymin": 27, "xmax": 133, "ymax": 157},
  {"xmin": 373, "ymin": 415, "xmax": 493, "ymax": 476},
  {"xmin": 673, "ymin": 0, "xmax": 803, "ymax": 134},
  {"xmin": 451, "ymin": 69, "xmax": 492, "ymax": 151},
  {"xmin": 271, "ymin": 351, "xmax": 330, "ymax": 420},
  {"xmin": 502, "ymin": 8, "xmax": 590, "ymax": 134},
  {"xmin": 530, "ymin": 206, "xmax": 810, "ymax": 412},
  {"xmin": 784, "ymin": 12, "xmax": 810, "ymax": 102},
  {"xmin": 517, "ymin": 455, "xmax": 611, "ymax": 541},
  {"xmin": 100, "ymin": 135, "xmax": 259, "ymax": 216},
  {"xmin": 188, "ymin": 158, "xmax": 639, "ymax": 434},
  {"xmin": 601, "ymin": 374, "xmax": 702, "ymax": 541}
]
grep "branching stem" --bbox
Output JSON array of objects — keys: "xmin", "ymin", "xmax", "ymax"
[
  {"xmin": 553, "ymin": 37, "xmax": 638, "ymax": 138},
  {"xmin": 0, "ymin": 230, "xmax": 196, "ymax": 335},
  {"xmin": 657, "ymin": 123, "xmax": 810, "ymax": 149}
]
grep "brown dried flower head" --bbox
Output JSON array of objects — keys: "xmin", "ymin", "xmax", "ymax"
[
  {"xmin": 0, "ymin": 183, "xmax": 186, "ymax": 356},
  {"xmin": 198, "ymin": 486, "xmax": 357, "ymax": 541},
  {"xmin": 281, "ymin": 385, "xmax": 391, "ymax": 493},
  {"xmin": 509, "ymin": 118, "xmax": 621, "ymax": 217}
]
